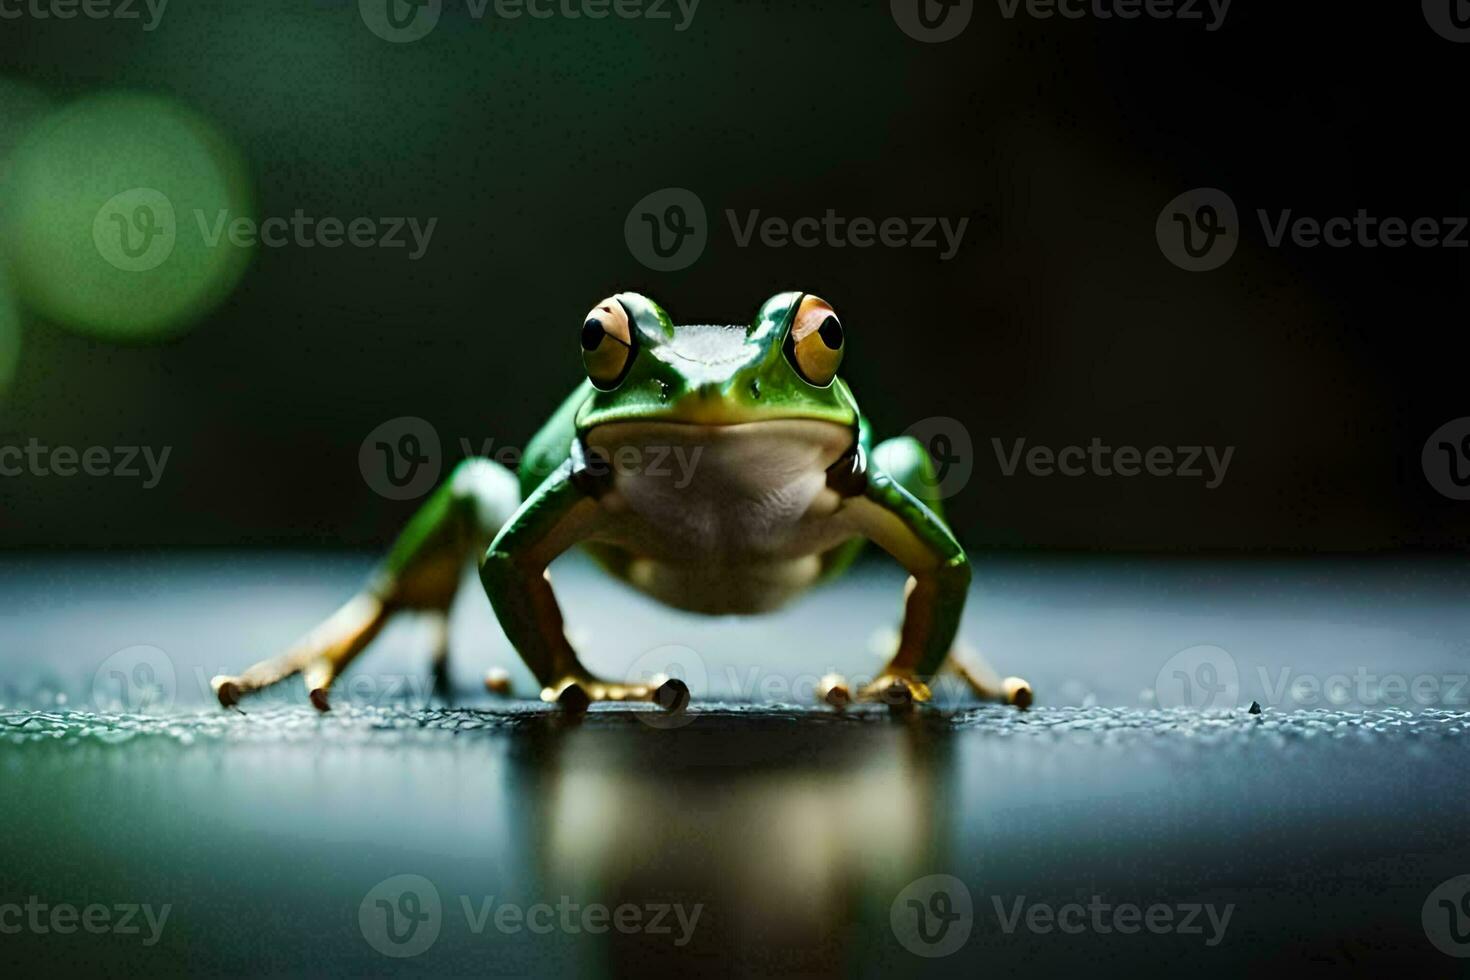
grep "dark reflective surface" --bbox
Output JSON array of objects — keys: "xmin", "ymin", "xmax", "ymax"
[{"xmin": 3, "ymin": 554, "xmax": 1470, "ymax": 976}]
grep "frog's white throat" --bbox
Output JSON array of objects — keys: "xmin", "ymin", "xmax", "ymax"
[{"xmin": 582, "ymin": 419, "xmax": 858, "ymax": 614}]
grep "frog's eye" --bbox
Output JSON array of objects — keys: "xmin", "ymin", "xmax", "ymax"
[
  {"xmin": 581, "ymin": 298, "xmax": 636, "ymax": 390},
  {"xmin": 783, "ymin": 294, "xmax": 844, "ymax": 387}
]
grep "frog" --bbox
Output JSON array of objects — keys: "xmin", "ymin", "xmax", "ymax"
[{"xmin": 211, "ymin": 292, "xmax": 1032, "ymax": 713}]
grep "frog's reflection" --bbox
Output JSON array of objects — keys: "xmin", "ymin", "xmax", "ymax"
[{"xmin": 504, "ymin": 710, "xmax": 955, "ymax": 976}]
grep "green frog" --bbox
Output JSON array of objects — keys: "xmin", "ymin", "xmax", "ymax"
[{"xmin": 212, "ymin": 292, "xmax": 1031, "ymax": 713}]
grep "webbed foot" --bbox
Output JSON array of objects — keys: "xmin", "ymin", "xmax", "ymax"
[
  {"xmin": 859, "ymin": 673, "xmax": 933, "ymax": 711},
  {"xmin": 540, "ymin": 674, "xmax": 690, "ymax": 715}
]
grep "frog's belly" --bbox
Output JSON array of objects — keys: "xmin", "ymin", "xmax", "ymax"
[{"xmin": 584, "ymin": 420, "xmax": 860, "ymax": 614}]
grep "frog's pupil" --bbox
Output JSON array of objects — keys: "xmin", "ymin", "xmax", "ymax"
[
  {"xmin": 581, "ymin": 319, "xmax": 605, "ymax": 351},
  {"xmin": 818, "ymin": 316, "xmax": 843, "ymax": 350}
]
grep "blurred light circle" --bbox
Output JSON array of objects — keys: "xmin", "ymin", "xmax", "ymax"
[{"xmin": 6, "ymin": 92, "xmax": 253, "ymax": 341}]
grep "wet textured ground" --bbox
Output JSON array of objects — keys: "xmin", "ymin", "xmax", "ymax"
[{"xmin": 3, "ymin": 553, "xmax": 1469, "ymax": 976}]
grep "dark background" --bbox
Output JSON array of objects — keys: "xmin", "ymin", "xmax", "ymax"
[{"xmin": 1, "ymin": 0, "xmax": 1466, "ymax": 552}]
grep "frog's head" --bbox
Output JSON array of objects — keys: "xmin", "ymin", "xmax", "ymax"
[{"xmin": 573, "ymin": 291, "xmax": 859, "ymax": 433}]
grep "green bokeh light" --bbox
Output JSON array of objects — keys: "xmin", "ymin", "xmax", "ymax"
[{"xmin": 6, "ymin": 92, "xmax": 254, "ymax": 342}]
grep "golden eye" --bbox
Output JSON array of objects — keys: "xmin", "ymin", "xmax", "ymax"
[
  {"xmin": 784, "ymin": 294, "xmax": 844, "ymax": 386},
  {"xmin": 581, "ymin": 297, "xmax": 636, "ymax": 389}
]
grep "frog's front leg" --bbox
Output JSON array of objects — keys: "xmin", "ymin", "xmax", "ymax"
[
  {"xmin": 834, "ymin": 439, "xmax": 1032, "ymax": 710},
  {"xmin": 842, "ymin": 469, "xmax": 968, "ymax": 707},
  {"xmin": 479, "ymin": 457, "xmax": 688, "ymax": 713}
]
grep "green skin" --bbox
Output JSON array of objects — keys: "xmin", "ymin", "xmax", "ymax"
[
  {"xmin": 215, "ymin": 291, "xmax": 992, "ymax": 711},
  {"xmin": 379, "ymin": 291, "xmax": 971, "ymax": 706}
]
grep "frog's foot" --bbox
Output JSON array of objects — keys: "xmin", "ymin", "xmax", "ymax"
[
  {"xmin": 212, "ymin": 592, "xmax": 391, "ymax": 712},
  {"xmin": 857, "ymin": 673, "xmax": 934, "ymax": 712},
  {"xmin": 540, "ymin": 674, "xmax": 691, "ymax": 715},
  {"xmin": 815, "ymin": 671, "xmax": 932, "ymax": 712},
  {"xmin": 865, "ymin": 629, "xmax": 1032, "ymax": 710},
  {"xmin": 944, "ymin": 644, "xmax": 1033, "ymax": 709}
]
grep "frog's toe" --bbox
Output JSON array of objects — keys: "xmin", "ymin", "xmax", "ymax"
[
  {"xmin": 817, "ymin": 673, "xmax": 852, "ymax": 710},
  {"xmin": 543, "ymin": 679, "xmax": 591, "ymax": 714},
  {"xmin": 1003, "ymin": 676, "xmax": 1033, "ymax": 710},
  {"xmin": 858, "ymin": 674, "xmax": 933, "ymax": 711},
  {"xmin": 483, "ymin": 668, "xmax": 513, "ymax": 697},
  {"xmin": 212, "ymin": 677, "xmax": 243, "ymax": 709},
  {"xmin": 653, "ymin": 677, "xmax": 691, "ymax": 712}
]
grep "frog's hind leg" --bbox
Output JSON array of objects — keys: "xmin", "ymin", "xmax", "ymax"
[
  {"xmin": 211, "ymin": 458, "xmax": 521, "ymax": 711},
  {"xmin": 819, "ymin": 436, "xmax": 1032, "ymax": 710}
]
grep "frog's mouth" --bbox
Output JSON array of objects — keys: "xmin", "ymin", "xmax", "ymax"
[{"xmin": 583, "ymin": 419, "xmax": 856, "ymax": 491}]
